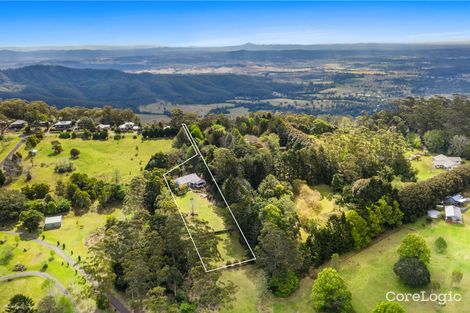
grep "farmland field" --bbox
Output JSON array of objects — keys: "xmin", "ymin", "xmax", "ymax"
[
  {"xmin": 42, "ymin": 209, "xmax": 124, "ymax": 258},
  {"xmin": 0, "ymin": 232, "xmax": 84, "ymax": 308},
  {"xmin": 340, "ymin": 215, "xmax": 470, "ymax": 313},
  {"xmin": 10, "ymin": 134, "xmax": 172, "ymax": 188},
  {"xmin": 0, "ymin": 277, "xmax": 73, "ymax": 312},
  {"xmin": 0, "ymin": 135, "xmax": 21, "ymax": 162}
]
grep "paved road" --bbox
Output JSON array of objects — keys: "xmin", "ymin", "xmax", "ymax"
[
  {"xmin": 0, "ymin": 230, "xmax": 132, "ymax": 313},
  {"xmin": 0, "ymin": 135, "xmax": 28, "ymax": 168},
  {"xmin": 0, "ymin": 271, "xmax": 75, "ymax": 305}
]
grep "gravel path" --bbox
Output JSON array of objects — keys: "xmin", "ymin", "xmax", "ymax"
[{"xmin": 0, "ymin": 230, "xmax": 132, "ymax": 313}]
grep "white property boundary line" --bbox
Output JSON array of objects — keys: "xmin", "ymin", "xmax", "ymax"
[{"xmin": 163, "ymin": 123, "xmax": 256, "ymax": 272}]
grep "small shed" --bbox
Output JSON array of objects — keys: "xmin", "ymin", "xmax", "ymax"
[
  {"xmin": 427, "ymin": 210, "xmax": 441, "ymax": 219},
  {"xmin": 44, "ymin": 215, "xmax": 62, "ymax": 230},
  {"xmin": 445, "ymin": 205, "xmax": 463, "ymax": 224},
  {"xmin": 174, "ymin": 173, "xmax": 206, "ymax": 189}
]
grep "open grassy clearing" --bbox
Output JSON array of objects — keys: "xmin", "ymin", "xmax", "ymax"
[
  {"xmin": 42, "ymin": 209, "xmax": 123, "ymax": 259},
  {"xmin": 295, "ymin": 184, "xmax": 339, "ymax": 238},
  {"xmin": 224, "ymin": 212, "xmax": 470, "ymax": 313},
  {"xmin": 220, "ymin": 264, "xmax": 314, "ymax": 313},
  {"xmin": 176, "ymin": 191, "xmax": 252, "ymax": 267},
  {"xmin": 0, "ymin": 233, "xmax": 84, "ymax": 291},
  {"xmin": 340, "ymin": 215, "xmax": 470, "ymax": 313},
  {"xmin": 215, "ymin": 231, "xmax": 250, "ymax": 265},
  {"xmin": 0, "ymin": 135, "xmax": 21, "ymax": 161},
  {"xmin": 411, "ymin": 155, "xmax": 445, "ymax": 181},
  {"xmin": 176, "ymin": 191, "xmax": 226, "ymax": 232},
  {"xmin": 405, "ymin": 150, "xmax": 445, "ymax": 181},
  {"xmin": 0, "ymin": 276, "xmax": 73, "ymax": 311},
  {"xmin": 10, "ymin": 134, "xmax": 172, "ymax": 188}
]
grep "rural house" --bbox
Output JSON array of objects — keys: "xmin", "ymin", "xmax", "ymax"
[
  {"xmin": 44, "ymin": 215, "xmax": 62, "ymax": 230},
  {"xmin": 432, "ymin": 154, "xmax": 462, "ymax": 170},
  {"xmin": 174, "ymin": 173, "xmax": 206, "ymax": 189},
  {"xmin": 445, "ymin": 205, "xmax": 463, "ymax": 224},
  {"xmin": 118, "ymin": 122, "xmax": 135, "ymax": 131},
  {"xmin": 8, "ymin": 120, "xmax": 27, "ymax": 130},
  {"xmin": 51, "ymin": 120, "xmax": 73, "ymax": 131},
  {"xmin": 97, "ymin": 124, "xmax": 111, "ymax": 130},
  {"xmin": 445, "ymin": 194, "xmax": 470, "ymax": 207}
]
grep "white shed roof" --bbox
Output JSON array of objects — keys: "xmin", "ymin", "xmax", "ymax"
[
  {"xmin": 44, "ymin": 215, "xmax": 62, "ymax": 224},
  {"xmin": 427, "ymin": 210, "xmax": 440, "ymax": 219}
]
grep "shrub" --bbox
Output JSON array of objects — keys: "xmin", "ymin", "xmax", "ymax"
[
  {"xmin": 393, "ymin": 257, "xmax": 430, "ymax": 287},
  {"xmin": 372, "ymin": 301, "xmax": 405, "ymax": 313},
  {"xmin": 96, "ymin": 293, "xmax": 109, "ymax": 310},
  {"xmin": 268, "ymin": 271, "xmax": 300, "ymax": 297},
  {"xmin": 13, "ymin": 263, "xmax": 27, "ymax": 272},
  {"xmin": 41, "ymin": 262, "xmax": 48, "ymax": 271},
  {"xmin": 70, "ymin": 148, "xmax": 80, "ymax": 159},
  {"xmin": 397, "ymin": 233, "xmax": 430, "ymax": 264},
  {"xmin": 311, "ymin": 268, "xmax": 353, "ymax": 313},
  {"xmin": 19, "ymin": 209, "xmax": 44, "ymax": 232},
  {"xmin": 58, "ymin": 132, "xmax": 71, "ymax": 139},
  {"xmin": 179, "ymin": 301, "xmax": 196, "ymax": 313},
  {"xmin": 54, "ymin": 161, "xmax": 75, "ymax": 174},
  {"xmin": 434, "ymin": 237, "xmax": 447, "ymax": 253}
]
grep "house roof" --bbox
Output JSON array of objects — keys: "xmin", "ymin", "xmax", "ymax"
[
  {"xmin": 11, "ymin": 120, "xmax": 26, "ymax": 125},
  {"xmin": 54, "ymin": 121, "xmax": 72, "ymax": 126},
  {"xmin": 174, "ymin": 173, "xmax": 205, "ymax": 186},
  {"xmin": 432, "ymin": 154, "xmax": 461, "ymax": 168},
  {"xmin": 44, "ymin": 215, "xmax": 62, "ymax": 224},
  {"xmin": 449, "ymin": 194, "xmax": 470, "ymax": 203},
  {"xmin": 445, "ymin": 205, "xmax": 462, "ymax": 219}
]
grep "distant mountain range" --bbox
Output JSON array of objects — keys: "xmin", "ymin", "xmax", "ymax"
[
  {"xmin": 0, "ymin": 65, "xmax": 298, "ymax": 108},
  {"xmin": 2, "ymin": 43, "xmax": 470, "ymax": 71}
]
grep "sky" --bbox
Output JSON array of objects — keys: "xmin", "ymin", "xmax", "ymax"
[{"xmin": 1, "ymin": 1, "xmax": 470, "ymax": 47}]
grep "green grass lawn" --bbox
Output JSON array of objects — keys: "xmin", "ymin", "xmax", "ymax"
[
  {"xmin": 405, "ymin": 149, "xmax": 445, "ymax": 181},
  {"xmin": 0, "ymin": 135, "xmax": 21, "ymax": 162},
  {"xmin": 10, "ymin": 134, "xmax": 172, "ymax": 188},
  {"xmin": 214, "ymin": 231, "xmax": 251, "ymax": 268},
  {"xmin": 340, "ymin": 216, "xmax": 470, "ymax": 313},
  {"xmin": 176, "ymin": 191, "xmax": 253, "ymax": 268},
  {"xmin": 220, "ymin": 264, "xmax": 313, "ymax": 313},
  {"xmin": 0, "ymin": 232, "xmax": 84, "ymax": 290},
  {"xmin": 42, "ymin": 209, "xmax": 123, "ymax": 259},
  {"xmin": 176, "ymin": 191, "xmax": 227, "ymax": 232},
  {"xmin": 0, "ymin": 276, "xmax": 72, "ymax": 311},
  {"xmin": 223, "ymin": 212, "xmax": 470, "ymax": 313}
]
